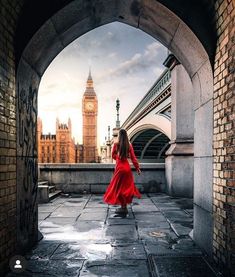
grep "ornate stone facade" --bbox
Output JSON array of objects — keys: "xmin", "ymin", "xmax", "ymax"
[
  {"xmin": 37, "ymin": 118, "xmax": 78, "ymax": 163},
  {"xmin": 82, "ymin": 71, "xmax": 98, "ymax": 163}
]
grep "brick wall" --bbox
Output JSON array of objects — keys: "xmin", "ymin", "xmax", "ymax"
[
  {"xmin": 213, "ymin": 0, "xmax": 235, "ymax": 275},
  {"xmin": 0, "ymin": 0, "xmax": 24, "ymax": 274}
]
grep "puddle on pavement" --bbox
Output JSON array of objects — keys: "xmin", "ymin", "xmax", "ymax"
[
  {"xmin": 82, "ymin": 243, "xmax": 112, "ymax": 260},
  {"xmin": 41, "ymin": 221, "xmax": 105, "ymax": 241}
]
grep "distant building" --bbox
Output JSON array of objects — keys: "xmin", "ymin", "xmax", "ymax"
[
  {"xmin": 37, "ymin": 118, "xmax": 79, "ymax": 163},
  {"xmin": 38, "ymin": 70, "xmax": 99, "ymax": 163},
  {"xmin": 82, "ymin": 69, "xmax": 99, "ymax": 162}
]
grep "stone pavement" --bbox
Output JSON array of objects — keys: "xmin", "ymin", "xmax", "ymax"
[{"xmin": 7, "ymin": 193, "xmax": 219, "ymax": 277}]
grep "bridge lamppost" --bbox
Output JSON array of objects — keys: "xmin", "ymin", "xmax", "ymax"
[
  {"xmin": 106, "ymin": 125, "xmax": 112, "ymax": 162},
  {"xmin": 116, "ymin": 98, "xmax": 120, "ymax": 128},
  {"xmin": 113, "ymin": 98, "xmax": 121, "ymax": 143}
]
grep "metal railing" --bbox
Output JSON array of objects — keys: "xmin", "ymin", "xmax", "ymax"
[{"xmin": 122, "ymin": 69, "xmax": 171, "ymax": 129}]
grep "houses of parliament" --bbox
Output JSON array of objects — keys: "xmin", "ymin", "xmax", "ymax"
[{"xmin": 37, "ymin": 71, "xmax": 98, "ymax": 163}]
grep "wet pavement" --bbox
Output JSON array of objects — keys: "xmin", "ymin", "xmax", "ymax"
[{"xmin": 7, "ymin": 193, "xmax": 219, "ymax": 276}]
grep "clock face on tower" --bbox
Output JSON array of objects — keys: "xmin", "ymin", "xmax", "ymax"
[{"xmin": 85, "ymin": 102, "xmax": 94, "ymax": 111}]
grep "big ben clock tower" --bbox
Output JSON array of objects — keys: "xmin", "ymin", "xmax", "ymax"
[{"xmin": 82, "ymin": 70, "xmax": 98, "ymax": 162}]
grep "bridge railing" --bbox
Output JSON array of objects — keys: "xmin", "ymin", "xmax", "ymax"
[
  {"xmin": 122, "ymin": 69, "xmax": 171, "ymax": 129},
  {"xmin": 39, "ymin": 163, "xmax": 166, "ymax": 193}
]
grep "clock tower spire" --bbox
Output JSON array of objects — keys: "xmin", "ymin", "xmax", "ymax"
[{"xmin": 82, "ymin": 69, "xmax": 98, "ymax": 162}]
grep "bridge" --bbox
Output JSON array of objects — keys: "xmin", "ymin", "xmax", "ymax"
[
  {"xmin": 122, "ymin": 68, "xmax": 171, "ymax": 163},
  {"xmin": 120, "ymin": 54, "xmax": 194, "ymax": 200}
]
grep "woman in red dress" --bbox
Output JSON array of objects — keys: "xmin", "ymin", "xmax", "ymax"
[{"xmin": 103, "ymin": 129, "xmax": 141, "ymax": 214}]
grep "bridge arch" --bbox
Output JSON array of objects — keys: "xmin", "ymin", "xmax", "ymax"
[
  {"xmin": 129, "ymin": 124, "xmax": 166, "ymax": 141},
  {"xmin": 129, "ymin": 128, "xmax": 170, "ymax": 162}
]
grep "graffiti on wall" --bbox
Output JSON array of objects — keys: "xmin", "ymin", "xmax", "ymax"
[{"xmin": 17, "ymin": 70, "xmax": 39, "ymax": 249}]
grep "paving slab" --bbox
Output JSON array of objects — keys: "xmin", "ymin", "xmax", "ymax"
[
  {"xmin": 68, "ymin": 193, "xmax": 90, "ymax": 199},
  {"xmin": 51, "ymin": 243, "xmax": 97, "ymax": 260},
  {"xmin": 38, "ymin": 212, "xmax": 51, "ymax": 221},
  {"xmin": 86, "ymin": 202, "xmax": 108, "ymax": 208},
  {"xmin": 150, "ymin": 196, "xmax": 172, "ymax": 203},
  {"xmin": 107, "ymin": 216, "xmax": 136, "ymax": 225},
  {"xmin": 173, "ymin": 198, "xmax": 193, "ymax": 209},
  {"xmin": 7, "ymin": 259, "xmax": 83, "ymax": 277},
  {"xmin": 148, "ymin": 256, "xmax": 218, "ymax": 277},
  {"xmin": 167, "ymin": 217, "xmax": 193, "ymax": 223},
  {"xmin": 73, "ymin": 220, "xmax": 106, "ymax": 241},
  {"xmin": 111, "ymin": 242, "xmax": 147, "ymax": 260},
  {"xmin": 170, "ymin": 222, "xmax": 193, "ymax": 236},
  {"xmin": 162, "ymin": 210, "xmax": 191, "ymax": 219},
  {"xmin": 133, "ymin": 198, "xmax": 154, "ymax": 205},
  {"xmin": 40, "ymin": 223, "xmax": 92, "ymax": 242},
  {"xmin": 31, "ymin": 259, "xmax": 83, "ymax": 277},
  {"xmin": 132, "ymin": 204, "xmax": 160, "ymax": 212},
  {"xmin": 50, "ymin": 206, "xmax": 81, "ymax": 217},
  {"xmin": 73, "ymin": 220, "xmax": 104, "ymax": 231},
  {"xmin": 63, "ymin": 199, "xmax": 87, "ymax": 207},
  {"xmin": 144, "ymin": 242, "xmax": 176, "ymax": 256},
  {"xmin": 172, "ymin": 239, "xmax": 203, "ymax": 255},
  {"xmin": 79, "ymin": 260, "xmax": 150, "ymax": 277},
  {"xmin": 40, "ymin": 217, "xmax": 77, "ymax": 226},
  {"xmin": 138, "ymin": 227, "xmax": 178, "ymax": 243},
  {"xmin": 50, "ymin": 197, "xmax": 67, "ymax": 204},
  {"xmin": 104, "ymin": 224, "xmax": 138, "ymax": 242},
  {"xmin": 134, "ymin": 212, "xmax": 166, "ymax": 222},
  {"xmin": 137, "ymin": 220, "xmax": 170, "ymax": 229},
  {"xmin": 83, "ymin": 207, "xmax": 108, "ymax": 213},
  {"xmin": 16, "ymin": 193, "xmax": 220, "ymax": 277},
  {"xmin": 38, "ymin": 205, "xmax": 59, "ymax": 213},
  {"xmin": 26, "ymin": 241, "xmax": 60, "ymax": 260},
  {"xmin": 78, "ymin": 211, "xmax": 107, "ymax": 221}
]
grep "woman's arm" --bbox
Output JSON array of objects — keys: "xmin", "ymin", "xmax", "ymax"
[
  {"xmin": 112, "ymin": 143, "xmax": 118, "ymax": 160},
  {"xmin": 129, "ymin": 144, "xmax": 141, "ymax": 174}
]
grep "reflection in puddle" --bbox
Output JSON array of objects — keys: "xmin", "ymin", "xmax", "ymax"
[
  {"xmin": 81, "ymin": 243, "xmax": 112, "ymax": 260},
  {"xmin": 41, "ymin": 221, "xmax": 105, "ymax": 241}
]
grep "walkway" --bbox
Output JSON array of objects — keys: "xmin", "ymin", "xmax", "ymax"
[{"xmin": 7, "ymin": 193, "xmax": 219, "ymax": 276}]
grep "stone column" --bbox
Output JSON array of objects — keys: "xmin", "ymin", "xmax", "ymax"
[{"xmin": 164, "ymin": 54, "xmax": 194, "ymax": 198}]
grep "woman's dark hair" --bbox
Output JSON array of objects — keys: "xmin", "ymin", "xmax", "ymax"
[{"xmin": 117, "ymin": 129, "xmax": 130, "ymax": 159}]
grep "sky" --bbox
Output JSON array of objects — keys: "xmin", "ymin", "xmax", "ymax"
[{"xmin": 38, "ymin": 22, "xmax": 167, "ymax": 146}]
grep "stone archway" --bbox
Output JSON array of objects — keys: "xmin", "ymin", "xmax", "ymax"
[{"xmin": 16, "ymin": 0, "xmax": 214, "ymax": 260}]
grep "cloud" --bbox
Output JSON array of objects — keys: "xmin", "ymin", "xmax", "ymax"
[
  {"xmin": 38, "ymin": 22, "xmax": 167, "ymax": 143},
  {"xmin": 144, "ymin": 42, "xmax": 162, "ymax": 59},
  {"xmin": 98, "ymin": 41, "xmax": 164, "ymax": 80},
  {"xmin": 108, "ymin": 52, "xmax": 117, "ymax": 59}
]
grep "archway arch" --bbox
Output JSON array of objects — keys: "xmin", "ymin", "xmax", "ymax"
[{"xmin": 16, "ymin": 0, "xmax": 214, "ymax": 258}]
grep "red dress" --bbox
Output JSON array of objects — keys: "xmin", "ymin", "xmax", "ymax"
[{"xmin": 103, "ymin": 143, "xmax": 141, "ymax": 205}]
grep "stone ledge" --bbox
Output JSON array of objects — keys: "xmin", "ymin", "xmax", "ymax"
[
  {"xmin": 166, "ymin": 143, "xmax": 194, "ymax": 156},
  {"xmin": 39, "ymin": 163, "xmax": 165, "ymax": 171}
]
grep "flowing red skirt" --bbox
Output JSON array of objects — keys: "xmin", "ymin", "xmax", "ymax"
[{"xmin": 103, "ymin": 159, "xmax": 141, "ymax": 205}]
